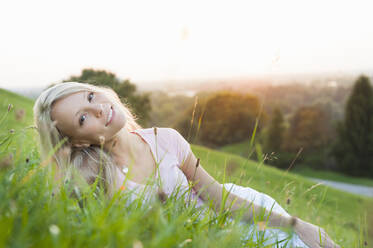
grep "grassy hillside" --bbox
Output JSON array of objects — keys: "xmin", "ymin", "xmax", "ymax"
[
  {"xmin": 221, "ymin": 139, "xmax": 373, "ymax": 187},
  {"xmin": 0, "ymin": 88, "xmax": 36, "ymax": 167},
  {"xmin": 0, "ymin": 88, "xmax": 35, "ymax": 127},
  {"xmin": 196, "ymin": 145, "xmax": 373, "ymax": 246},
  {"xmin": 0, "ymin": 88, "xmax": 372, "ymax": 247}
]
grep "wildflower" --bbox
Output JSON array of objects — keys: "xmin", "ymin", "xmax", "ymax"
[
  {"xmin": 133, "ymin": 240, "xmax": 143, "ymax": 248},
  {"xmin": 120, "ymin": 185, "xmax": 126, "ymax": 191},
  {"xmin": 7, "ymin": 104, "xmax": 13, "ymax": 112},
  {"xmin": 49, "ymin": 224, "xmax": 60, "ymax": 236}
]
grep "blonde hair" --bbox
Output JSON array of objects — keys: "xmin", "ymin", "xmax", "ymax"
[{"xmin": 33, "ymin": 82, "xmax": 141, "ymax": 197}]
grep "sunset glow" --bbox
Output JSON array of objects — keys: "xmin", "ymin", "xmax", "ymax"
[{"xmin": 0, "ymin": 0, "xmax": 372, "ymax": 88}]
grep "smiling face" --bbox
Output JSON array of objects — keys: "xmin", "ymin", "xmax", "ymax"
[{"xmin": 51, "ymin": 90, "xmax": 126, "ymax": 146}]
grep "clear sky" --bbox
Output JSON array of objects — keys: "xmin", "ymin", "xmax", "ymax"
[{"xmin": 0, "ymin": 0, "xmax": 372, "ymax": 89}]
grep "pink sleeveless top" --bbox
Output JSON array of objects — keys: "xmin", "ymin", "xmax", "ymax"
[{"xmin": 116, "ymin": 127, "xmax": 204, "ymax": 207}]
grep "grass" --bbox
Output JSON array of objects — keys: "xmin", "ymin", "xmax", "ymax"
[
  {"xmin": 0, "ymin": 88, "xmax": 372, "ymax": 247},
  {"xmin": 194, "ymin": 145, "xmax": 373, "ymax": 247},
  {"xmin": 221, "ymin": 139, "xmax": 373, "ymax": 187},
  {"xmin": 220, "ymin": 139, "xmax": 252, "ymax": 158}
]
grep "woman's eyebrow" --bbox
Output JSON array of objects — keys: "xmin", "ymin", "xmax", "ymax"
[
  {"xmin": 72, "ymin": 92, "xmax": 87, "ymax": 128},
  {"xmin": 74, "ymin": 91, "xmax": 87, "ymax": 117}
]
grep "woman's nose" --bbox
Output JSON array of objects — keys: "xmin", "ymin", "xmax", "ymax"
[{"xmin": 91, "ymin": 104, "xmax": 103, "ymax": 118}]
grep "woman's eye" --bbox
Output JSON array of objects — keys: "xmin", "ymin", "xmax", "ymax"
[
  {"xmin": 79, "ymin": 114, "xmax": 86, "ymax": 126},
  {"xmin": 88, "ymin": 92, "xmax": 94, "ymax": 102}
]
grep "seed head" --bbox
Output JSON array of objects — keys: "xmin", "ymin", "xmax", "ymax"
[
  {"xmin": 7, "ymin": 104, "xmax": 13, "ymax": 112},
  {"xmin": 153, "ymin": 126, "xmax": 157, "ymax": 135},
  {"xmin": 286, "ymin": 198, "xmax": 291, "ymax": 205},
  {"xmin": 9, "ymin": 129, "xmax": 15, "ymax": 133},
  {"xmin": 157, "ymin": 190, "xmax": 167, "ymax": 203},
  {"xmin": 25, "ymin": 158, "xmax": 30, "ymax": 163}
]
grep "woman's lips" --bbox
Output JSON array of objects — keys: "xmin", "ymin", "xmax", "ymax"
[{"xmin": 106, "ymin": 106, "xmax": 115, "ymax": 126}]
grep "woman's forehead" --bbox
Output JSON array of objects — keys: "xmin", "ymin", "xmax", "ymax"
[{"xmin": 51, "ymin": 92, "xmax": 85, "ymax": 129}]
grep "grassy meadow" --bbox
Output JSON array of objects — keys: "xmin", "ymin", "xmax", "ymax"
[
  {"xmin": 0, "ymin": 88, "xmax": 372, "ymax": 247},
  {"xmin": 220, "ymin": 139, "xmax": 373, "ymax": 187}
]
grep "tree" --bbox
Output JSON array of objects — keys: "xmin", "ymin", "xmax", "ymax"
[
  {"xmin": 264, "ymin": 108, "xmax": 286, "ymax": 153},
  {"xmin": 333, "ymin": 75, "xmax": 373, "ymax": 177},
  {"xmin": 174, "ymin": 91, "xmax": 264, "ymax": 147},
  {"xmin": 285, "ymin": 105, "xmax": 332, "ymax": 153},
  {"xmin": 66, "ymin": 69, "xmax": 151, "ymax": 126}
]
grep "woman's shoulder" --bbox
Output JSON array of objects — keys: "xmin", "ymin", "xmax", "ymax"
[
  {"xmin": 134, "ymin": 127, "xmax": 180, "ymax": 137},
  {"xmin": 134, "ymin": 127, "xmax": 190, "ymax": 151},
  {"xmin": 134, "ymin": 127, "xmax": 191, "ymax": 164}
]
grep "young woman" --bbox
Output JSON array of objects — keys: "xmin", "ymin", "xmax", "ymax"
[{"xmin": 34, "ymin": 82, "xmax": 339, "ymax": 248}]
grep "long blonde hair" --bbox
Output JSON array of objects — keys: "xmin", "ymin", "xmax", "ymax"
[{"xmin": 33, "ymin": 82, "xmax": 141, "ymax": 197}]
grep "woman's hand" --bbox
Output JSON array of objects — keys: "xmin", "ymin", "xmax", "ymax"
[{"xmin": 293, "ymin": 217, "xmax": 340, "ymax": 248}]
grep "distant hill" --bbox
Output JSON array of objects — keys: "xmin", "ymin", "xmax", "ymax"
[
  {"xmin": 1, "ymin": 87, "xmax": 44, "ymax": 100},
  {"xmin": 0, "ymin": 88, "xmax": 34, "ymax": 127},
  {"xmin": 0, "ymin": 88, "xmax": 36, "ymax": 152}
]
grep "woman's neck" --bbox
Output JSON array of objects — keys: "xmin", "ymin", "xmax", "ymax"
[{"xmin": 104, "ymin": 128, "xmax": 143, "ymax": 168}]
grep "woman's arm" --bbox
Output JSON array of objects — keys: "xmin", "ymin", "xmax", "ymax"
[
  {"xmin": 180, "ymin": 151, "xmax": 340, "ymax": 248},
  {"xmin": 180, "ymin": 151, "xmax": 293, "ymax": 228}
]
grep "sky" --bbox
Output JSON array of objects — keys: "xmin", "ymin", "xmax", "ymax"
[{"xmin": 0, "ymin": 0, "xmax": 372, "ymax": 89}]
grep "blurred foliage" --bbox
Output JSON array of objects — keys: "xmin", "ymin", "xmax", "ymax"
[
  {"xmin": 333, "ymin": 75, "xmax": 373, "ymax": 177},
  {"xmin": 65, "ymin": 68, "xmax": 151, "ymax": 126},
  {"xmin": 148, "ymin": 91, "xmax": 194, "ymax": 128},
  {"xmin": 285, "ymin": 105, "xmax": 333, "ymax": 153},
  {"xmin": 147, "ymin": 75, "xmax": 373, "ymax": 177},
  {"xmin": 262, "ymin": 108, "xmax": 289, "ymax": 169},
  {"xmin": 264, "ymin": 108, "xmax": 285, "ymax": 154},
  {"xmin": 174, "ymin": 91, "xmax": 265, "ymax": 147},
  {"xmin": 245, "ymin": 82, "xmax": 350, "ymax": 123}
]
